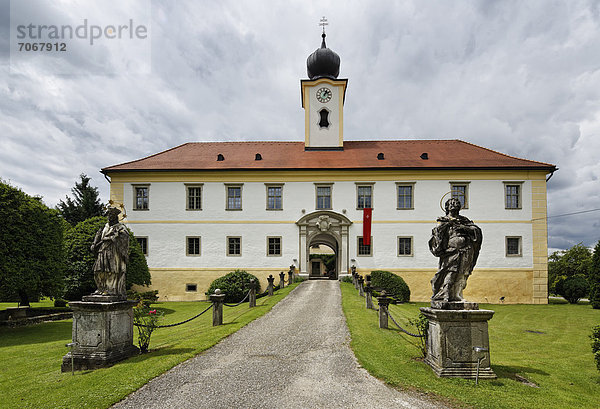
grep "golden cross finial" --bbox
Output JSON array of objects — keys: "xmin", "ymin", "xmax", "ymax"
[{"xmin": 319, "ymin": 16, "xmax": 328, "ymax": 34}]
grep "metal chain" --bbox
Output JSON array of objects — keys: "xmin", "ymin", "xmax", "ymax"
[
  {"xmin": 135, "ymin": 303, "xmax": 213, "ymax": 329},
  {"xmin": 223, "ymin": 289, "xmax": 251, "ymax": 307},
  {"xmin": 386, "ymin": 307, "xmax": 424, "ymax": 338}
]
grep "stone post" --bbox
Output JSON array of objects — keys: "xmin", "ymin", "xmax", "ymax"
[
  {"xmin": 377, "ymin": 291, "xmax": 390, "ymax": 329},
  {"xmin": 365, "ymin": 275, "xmax": 373, "ymax": 309},
  {"xmin": 267, "ymin": 274, "xmax": 275, "ymax": 296},
  {"xmin": 249, "ymin": 279, "xmax": 256, "ymax": 308},
  {"xmin": 358, "ymin": 275, "xmax": 365, "ymax": 297},
  {"xmin": 210, "ymin": 289, "xmax": 226, "ymax": 326},
  {"xmin": 279, "ymin": 271, "xmax": 285, "ymax": 289},
  {"xmin": 288, "ymin": 265, "xmax": 294, "ymax": 285}
]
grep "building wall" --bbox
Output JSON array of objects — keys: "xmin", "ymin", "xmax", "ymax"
[{"xmin": 111, "ymin": 169, "xmax": 549, "ymax": 303}]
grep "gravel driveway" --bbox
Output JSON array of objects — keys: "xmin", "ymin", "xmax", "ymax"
[{"xmin": 112, "ymin": 280, "xmax": 445, "ymax": 409}]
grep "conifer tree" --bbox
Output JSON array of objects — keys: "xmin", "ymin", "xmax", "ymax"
[{"xmin": 56, "ymin": 174, "xmax": 104, "ymax": 225}]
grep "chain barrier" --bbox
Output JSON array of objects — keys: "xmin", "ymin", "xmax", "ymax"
[
  {"xmin": 223, "ymin": 289, "xmax": 251, "ymax": 308},
  {"xmin": 387, "ymin": 308, "xmax": 424, "ymax": 338},
  {"xmin": 135, "ymin": 303, "xmax": 214, "ymax": 329}
]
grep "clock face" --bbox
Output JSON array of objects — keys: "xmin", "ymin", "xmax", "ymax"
[{"xmin": 316, "ymin": 87, "xmax": 332, "ymax": 103}]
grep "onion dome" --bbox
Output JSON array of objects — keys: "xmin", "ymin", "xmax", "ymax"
[{"xmin": 306, "ymin": 33, "xmax": 340, "ymax": 80}]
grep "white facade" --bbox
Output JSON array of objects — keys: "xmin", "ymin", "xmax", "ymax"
[{"xmin": 119, "ymin": 175, "xmax": 540, "ymax": 302}]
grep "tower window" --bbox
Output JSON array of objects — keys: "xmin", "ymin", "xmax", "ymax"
[{"xmin": 318, "ymin": 108, "xmax": 330, "ymax": 128}]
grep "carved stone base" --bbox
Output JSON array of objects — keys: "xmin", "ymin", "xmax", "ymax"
[
  {"xmin": 430, "ymin": 301, "xmax": 479, "ymax": 310},
  {"xmin": 419, "ymin": 307, "xmax": 496, "ymax": 379},
  {"xmin": 61, "ymin": 300, "xmax": 139, "ymax": 372}
]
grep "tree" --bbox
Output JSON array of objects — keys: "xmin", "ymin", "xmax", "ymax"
[
  {"xmin": 0, "ymin": 180, "xmax": 65, "ymax": 305},
  {"xmin": 56, "ymin": 174, "xmax": 104, "ymax": 225},
  {"xmin": 63, "ymin": 216, "xmax": 151, "ymax": 300},
  {"xmin": 548, "ymin": 243, "xmax": 592, "ymax": 294},
  {"xmin": 589, "ymin": 240, "xmax": 600, "ymax": 309}
]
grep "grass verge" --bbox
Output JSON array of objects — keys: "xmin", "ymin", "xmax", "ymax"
[
  {"xmin": 340, "ymin": 282, "xmax": 600, "ymax": 409},
  {"xmin": 0, "ymin": 283, "xmax": 300, "ymax": 409}
]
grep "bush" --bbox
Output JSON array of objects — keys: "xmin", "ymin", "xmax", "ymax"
[
  {"xmin": 370, "ymin": 270, "xmax": 410, "ymax": 302},
  {"xmin": 591, "ymin": 325, "xmax": 600, "ymax": 372},
  {"xmin": 127, "ymin": 289, "xmax": 159, "ymax": 307},
  {"xmin": 206, "ymin": 270, "xmax": 261, "ymax": 303},
  {"xmin": 53, "ymin": 298, "xmax": 68, "ymax": 308},
  {"xmin": 341, "ymin": 276, "xmax": 353, "ymax": 283},
  {"xmin": 555, "ymin": 274, "xmax": 589, "ymax": 304},
  {"xmin": 0, "ymin": 181, "xmax": 65, "ymax": 305}
]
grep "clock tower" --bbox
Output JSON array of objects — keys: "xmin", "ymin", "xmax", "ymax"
[{"xmin": 301, "ymin": 29, "xmax": 347, "ymax": 150}]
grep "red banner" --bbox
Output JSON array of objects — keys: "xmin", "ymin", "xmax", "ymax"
[{"xmin": 363, "ymin": 208, "xmax": 372, "ymax": 245}]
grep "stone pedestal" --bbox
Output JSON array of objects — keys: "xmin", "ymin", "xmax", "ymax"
[
  {"xmin": 61, "ymin": 298, "xmax": 138, "ymax": 372},
  {"xmin": 420, "ymin": 306, "xmax": 496, "ymax": 379}
]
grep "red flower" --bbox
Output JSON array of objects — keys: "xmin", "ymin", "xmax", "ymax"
[{"xmin": 149, "ymin": 309, "xmax": 157, "ymax": 315}]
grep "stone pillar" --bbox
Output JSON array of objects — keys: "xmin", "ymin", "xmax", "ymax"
[
  {"xmin": 61, "ymin": 297, "xmax": 138, "ymax": 372},
  {"xmin": 341, "ymin": 227, "xmax": 349, "ymax": 275},
  {"xmin": 249, "ymin": 279, "xmax": 256, "ymax": 308},
  {"xmin": 267, "ymin": 275, "xmax": 275, "ymax": 296},
  {"xmin": 377, "ymin": 292, "xmax": 390, "ymax": 329},
  {"xmin": 358, "ymin": 276, "xmax": 365, "ymax": 297},
  {"xmin": 210, "ymin": 290, "xmax": 226, "ymax": 326},
  {"xmin": 365, "ymin": 275, "xmax": 373, "ymax": 309},
  {"xmin": 299, "ymin": 225, "xmax": 308, "ymax": 276},
  {"xmin": 288, "ymin": 265, "xmax": 294, "ymax": 285},
  {"xmin": 279, "ymin": 272, "xmax": 285, "ymax": 289},
  {"xmin": 420, "ymin": 306, "xmax": 496, "ymax": 379}
]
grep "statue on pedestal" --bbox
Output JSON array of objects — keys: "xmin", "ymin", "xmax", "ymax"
[
  {"xmin": 428, "ymin": 198, "xmax": 482, "ymax": 304},
  {"xmin": 90, "ymin": 207, "xmax": 129, "ymax": 298}
]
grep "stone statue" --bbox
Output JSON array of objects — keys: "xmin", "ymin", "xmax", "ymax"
[
  {"xmin": 90, "ymin": 207, "xmax": 129, "ymax": 298},
  {"xmin": 428, "ymin": 198, "xmax": 482, "ymax": 304}
]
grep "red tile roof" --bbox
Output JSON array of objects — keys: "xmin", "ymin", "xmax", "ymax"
[{"xmin": 102, "ymin": 140, "xmax": 556, "ymax": 173}]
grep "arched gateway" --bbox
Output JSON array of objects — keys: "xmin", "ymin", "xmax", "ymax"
[{"xmin": 296, "ymin": 211, "xmax": 352, "ymax": 280}]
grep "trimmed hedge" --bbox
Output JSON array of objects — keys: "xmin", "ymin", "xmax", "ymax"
[
  {"xmin": 555, "ymin": 274, "xmax": 589, "ymax": 304},
  {"xmin": 592, "ymin": 325, "xmax": 600, "ymax": 372},
  {"xmin": 370, "ymin": 270, "xmax": 410, "ymax": 302},
  {"xmin": 207, "ymin": 270, "xmax": 261, "ymax": 303}
]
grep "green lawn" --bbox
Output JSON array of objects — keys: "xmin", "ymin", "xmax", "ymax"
[
  {"xmin": 340, "ymin": 282, "xmax": 600, "ymax": 409},
  {"xmin": 0, "ymin": 283, "xmax": 299, "ymax": 409}
]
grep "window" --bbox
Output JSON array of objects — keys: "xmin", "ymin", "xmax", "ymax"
[
  {"xmin": 136, "ymin": 237, "xmax": 148, "ymax": 256},
  {"xmin": 266, "ymin": 184, "xmax": 283, "ymax": 210},
  {"xmin": 318, "ymin": 108, "xmax": 330, "ymax": 128},
  {"xmin": 186, "ymin": 237, "xmax": 201, "ymax": 256},
  {"xmin": 396, "ymin": 183, "xmax": 415, "ymax": 209},
  {"xmin": 267, "ymin": 237, "xmax": 282, "ymax": 256},
  {"xmin": 504, "ymin": 182, "xmax": 523, "ymax": 209},
  {"xmin": 397, "ymin": 237, "xmax": 413, "ymax": 256},
  {"xmin": 450, "ymin": 182, "xmax": 469, "ymax": 209},
  {"xmin": 133, "ymin": 185, "xmax": 149, "ymax": 210},
  {"xmin": 226, "ymin": 185, "xmax": 242, "ymax": 210},
  {"xmin": 186, "ymin": 284, "xmax": 197, "ymax": 292},
  {"xmin": 357, "ymin": 237, "xmax": 372, "ymax": 256},
  {"xmin": 227, "ymin": 236, "xmax": 241, "ymax": 256},
  {"xmin": 186, "ymin": 184, "xmax": 203, "ymax": 210},
  {"xmin": 506, "ymin": 237, "xmax": 522, "ymax": 256},
  {"xmin": 356, "ymin": 184, "xmax": 373, "ymax": 209},
  {"xmin": 315, "ymin": 184, "xmax": 332, "ymax": 209}
]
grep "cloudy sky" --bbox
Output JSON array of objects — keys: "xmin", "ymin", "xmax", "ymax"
[{"xmin": 1, "ymin": 0, "xmax": 599, "ymax": 251}]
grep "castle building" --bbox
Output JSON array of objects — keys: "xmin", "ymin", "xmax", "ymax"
[{"xmin": 102, "ymin": 32, "xmax": 556, "ymax": 303}]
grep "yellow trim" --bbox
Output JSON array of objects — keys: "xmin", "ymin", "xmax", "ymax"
[
  {"xmin": 304, "ymin": 90, "xmax": 310, "ymax": 146},
  {"xmin": 338, "ymin": 83, "xmax": 344, "ymax": 146},
  {"xmin": 126, "ymin": 220, "xmax": 296, "ymax": 224},
  {"xmin": 110, "ymin": 183, "xmax": 124, "ymax": 205},
  {"xmin": 531, "ymin": 179, "xmax": 549, "ymax": 304},
  {"xmin": 127, "ymin": 219, "xmax": 534, "ymax": 225},
  {"xmin": 108, "ymin": 169, "xmax": 549, "ymax": 183},
  {"xmin": 150, "ymin": 267, "xmax": 285, "ymax": 271},
  {"xmin": 354, "ymin": 219, "xmax": 533, "ymax": 224}
]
